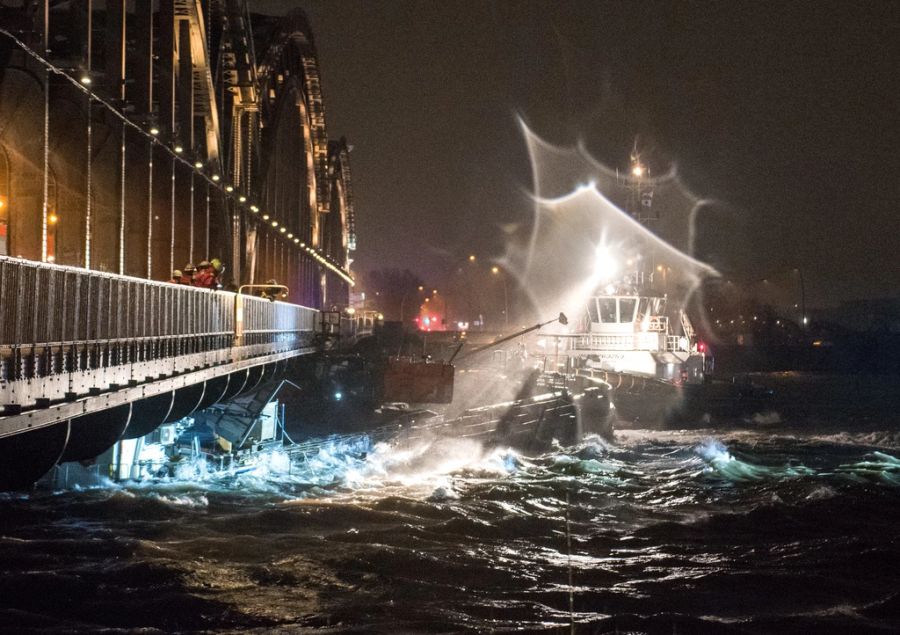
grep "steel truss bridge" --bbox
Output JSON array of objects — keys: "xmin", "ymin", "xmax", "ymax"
[{"xmin": 0, "ymin": 2, "xmax": 360, "ymax": 489}]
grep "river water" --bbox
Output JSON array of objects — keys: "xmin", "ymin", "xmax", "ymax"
[{"xmin": 2, "ymin": 410, "xmax": 900, "ymax": 633}]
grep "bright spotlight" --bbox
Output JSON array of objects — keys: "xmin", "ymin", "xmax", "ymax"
[
  {"xmin": 594, "ymin": 246, "xmax": 618, "ymax": 278},
  {"xmin": 632, "ymin": 164, "xmax": 644, "ymax": 177}
]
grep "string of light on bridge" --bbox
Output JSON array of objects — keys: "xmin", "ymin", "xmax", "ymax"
[{"xmin": 0, "ymin": 28, "xmax": 354, "ymax": 287}]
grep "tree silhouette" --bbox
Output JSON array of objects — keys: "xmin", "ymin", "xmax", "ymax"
[{"xmin": 363, "ymin": 268, "xmax": 425, "ymax": 322}]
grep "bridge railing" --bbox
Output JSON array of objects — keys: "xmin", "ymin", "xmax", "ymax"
[
  {"xmin": 238, "ymin": 294, "xmax": 318, "ymax": 347},
  {"xmin": 1, "ymin": 258, "xmax": 235, "ymax": 349},
  {"xmin": 0, "ymin": 256, "xmax": 317, "ymax": 404}
]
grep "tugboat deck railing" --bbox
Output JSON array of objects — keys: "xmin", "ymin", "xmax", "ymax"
[{"xmin": 568, "ymin": 332, "xmax": 690, "ymax": 353}]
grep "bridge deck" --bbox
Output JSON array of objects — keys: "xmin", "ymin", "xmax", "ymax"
[{"xmin": 0, "ymin": 256, "xmax": 318, "ymax": 439}]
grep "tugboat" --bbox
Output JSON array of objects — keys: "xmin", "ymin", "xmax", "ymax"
[
  {"xmin": 557, "ymin": 282, "xmax": 709, "ymax": 425},
  {"xmin": 540, "ymin": 148, "xmax": 770, "ymax": 426}
]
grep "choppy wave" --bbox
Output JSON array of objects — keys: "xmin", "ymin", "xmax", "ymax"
[{"xmin": 1, "ymin": 426, "xmax": 900, "ymax": 633}]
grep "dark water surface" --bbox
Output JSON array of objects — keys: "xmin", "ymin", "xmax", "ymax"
[{"xmin": 2, "ymin": 418, "xmax": 900, "ymax": 633}]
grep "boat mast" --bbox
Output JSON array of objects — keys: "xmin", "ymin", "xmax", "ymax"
[{"xmin": 621, "ymin": 140, "xmax": 657, "ymax": 290}]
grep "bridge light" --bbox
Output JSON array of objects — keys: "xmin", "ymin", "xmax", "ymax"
[
  {"xmin": 173, "ymin": 145, "xmax": 183, "ymax": 154},
  {"xmin": 632, "ymin": 164, "xmax": 644, "ymax": 177},
  {"xmin": 468, "ymin": 254, "xmax": 476, "ymax": 262},
  {"xmin": 150, "ymin": 127, "xmax": 160, "ymax": 136},
  {"xmin": 225, "ymin": 185, "xmax": 233, "ymax": 192},
  {"xmin": 239, "ymin": 196, "xmax": 247, "ymax": 203},
  {"xmin": 250, "ymin": 205, "xmax": 259, "ymax": 212},
  {"xmin": 79, "ymin": 75, "xmax": 91, "ymax": 85},
  {"xmin": 300, "ymin": 242, "xmax": 306, "ymax": 248},
  {"xmin": 271, "ymin": 220, "xmax": 278, "ymax": 227},
  {"xmin": 287, "ymin": 233, "xmax": 293, "ymax": 239},
  {"xmin": 280, "ymin": 227, "xmax": 286, "ymax": 233},
  {"xmin": 262, "ymin": 214, "xmax": 269, "ymax": 220},
  {"xmin": 211, "ymin": 174, "xmax": 220, "ymax": 182},
  {"xmin": 194, "ymin": 161, "xmax": 203, "ymax": 169},
  {"xmin": 48, "ymin": 213, "xmax": 58, "ymax": 225},
  {"xmin": 293, "ymin": 238, "xmax": 300, "ymax": 244}
]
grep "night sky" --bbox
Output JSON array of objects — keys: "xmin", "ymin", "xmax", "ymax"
[{"xmin": 258, "ymin": 1, "xmax": 899, "ymax": 308}]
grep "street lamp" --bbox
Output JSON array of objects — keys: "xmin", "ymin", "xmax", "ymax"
[
  {"xmin": 794, "ymin": 268, "xmax": 806, "ymax": 328},
  {"xmin": 492, "ymin": 265, "xmax": 509, "ymax": 331}
]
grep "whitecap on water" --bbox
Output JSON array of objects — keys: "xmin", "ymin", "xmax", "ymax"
[
  {"xmin": 805, "ymin": 485, "xmax": 837, "ymax": 501},
  {"xmin": 749, "ymin": 410, "xmax": 783, "ymax": 426}
]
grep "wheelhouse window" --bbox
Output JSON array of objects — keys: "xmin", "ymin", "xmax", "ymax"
[
  {"xmin": 599, "ymin": 298, "xmax": 616, "ymax": 323},
  {"xmin": 587, "ymin": 298, "xmax": 599, "ymax": 323},
  {"xmin": 638, "ymin": 297, "xmax": 650, "ymax": 319},
  {"xmin": 619, "ymin": 298, "xmax": 637, "ymax": 323}
]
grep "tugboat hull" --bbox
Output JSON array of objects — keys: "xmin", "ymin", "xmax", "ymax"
[
  {"xmin": 407, "ymin": 370, "xmax": 614, "ymax": 453},
  {"xmin": 595, "ymin": 370, "xmax": 774, "ymax": 427}
]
